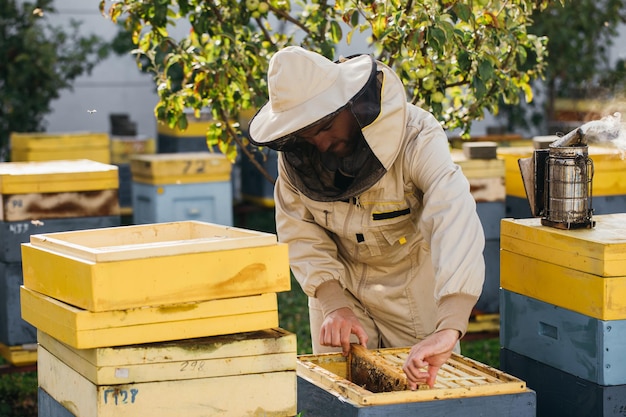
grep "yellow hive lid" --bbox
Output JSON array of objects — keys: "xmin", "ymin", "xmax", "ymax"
[
  {"xmin": 500, "ymin": 213, "xmax": 626, "ymax": 277},
  {"xmin": 130, "ymin": 152, "xmax": 231, "ymax": 184},
  {"xmin": 27, "ymin": 220, "xmax": 277, "ymax": 262},
  {"xmin": 0, "ymin": 160, "xmax": 119, "ymax": 194},
  {"xmin": 10, "ymin": 132, "xmax": 110, "ymax": 150}
]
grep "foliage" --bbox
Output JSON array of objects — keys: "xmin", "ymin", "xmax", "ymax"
[
  {"xmin": 0, "ymin": 357, "xmax": 37, "ymax": 417},
  {"xmin": 501, "ymin": 0, "xmax": 626, "ymax": 133},
  {"xmin": 100, "ymin": 0, "xmax": 556, "ymax": 173},
  {"xmin": 0, "ymin": 0, "xmax": 110, "ymax": 161}
]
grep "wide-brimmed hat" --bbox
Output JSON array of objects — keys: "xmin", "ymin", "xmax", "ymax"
[{"xmin": 248, "ymin": 46, "xmax": 375, "ymax": 146}]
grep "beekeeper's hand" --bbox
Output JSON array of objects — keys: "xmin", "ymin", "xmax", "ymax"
[
  {"xmin": 320, "ymin": 307, "xmax": 369, "ymax": 356},
  {"xmin": 402, "ymin": 329, "xmax": 460, "ymax": 389}
]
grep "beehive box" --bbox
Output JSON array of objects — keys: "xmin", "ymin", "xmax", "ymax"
[
  {"xmin": 0, "ymin": 159, "xmax": 119, "ymax": 222},
  {"xmin": 0, "ymin": 342, "xmax": 37, "ymax": 367},
  {"xmin": 451, "ymin": 149, "xmax": 506, "ymax": 204},
  {"xmin": 37, "ymin": 341, "xmax": 297, "ymax": 417},
  {"xmin": 1, "ymin": 216, "xmax": 120, "ymax": 263},
  {"xmin": 110, "ymin": 136, "xmax": 156, "ymax": 165},
  {"xmin": 501, "ymin": 289, "xmax": 626, "ymax": 385},
  {"xmin": 156, "ymin": 114, "xmax": 213, "ymax": 153},
  {"xmin": 297, "ymin": 345, "xmax": 535, "ymax": 417},
  {"xmin": 37, "ymin": 328, "xmax": 295, "ymax": 385},
  {"xmin": 0, "ymin": 261, "xmax": 36, "ymax": 346},
  {"xmin": 500, "ymin": 214, "xmax": 626, "ymax": 320},
  {"xmin": 501, "ymin": 348, "xmax": 626, "ymax": 417},
  {"xmin": 10, "ymin": 132, "xmax": 111, "ymax": 163},
  {"xmin": 21, "ymin": 221, "xmax": 289, "ymax": 312},
  {"xmin": 497, "ymin": 145, "xmax": 626, "ymax": 218},
  {"xmin": 130, "ymin": 152, "xmax": 231, "ymax": 185},
  {"xmin": 20, "ymin": 286, "xmax": 278, "ymax": 349},
  {"xmin": 132, "ymin": 181, "xmax": 233, "ymax": 225},
  {"xmin": 240, "ymin": 147, "xmax": 278, "ymax": 208}
]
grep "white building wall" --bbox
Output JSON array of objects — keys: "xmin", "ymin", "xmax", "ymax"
[{"xmin": 42, "ymin": 0, "xmax": 161, "ymax": 139}]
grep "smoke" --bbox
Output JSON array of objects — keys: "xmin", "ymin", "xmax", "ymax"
[{"xmin": 581, "ymin": 112, "xmax": 626, "ymax": 153}]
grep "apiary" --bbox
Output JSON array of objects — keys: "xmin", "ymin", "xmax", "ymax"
[
  {"xmin": 0, "ymin": 159, "xmax": 120, "ymax": 223},
  {"xmin": 498, "ymin": 145, "xmax": 626, "ymax": 218},
  {"xmin": 156, "ymin": 113, "xmax": 213, "ymax": 153},
  {"xmin": 37, "ymin": 328, "xmax": 297, "ymax": 417},
  {"xmin": 10, "ymin": 132, "xmax": 111, "ymax": 163},
  {"xmin": 240, "ymin": 147, "xmax": 278, "ymax": 208},
  {"xmin": 500, "ymin": 214, "xmax": 626, "ymax": 320},
  {"xmin": 501, "ymin": 289, "xmax": 626, "ymax": 385},
  {"xmin": 130, "ymin": 153, "xmax": 233, "ymax": 225},
  {"xmin": 501, "ymin": 348, "xmax": 626, "ymax": 417},
  {"xmin": 0, "ymin": 262, "xmax": 35, "ymax": 345},
  {"xmin": 21, "ymin": 221, "xmax": 289, "ymax": 312},
  {"xmin": 296, "ymin": 345, "xmax": 535, "ymax": 417},
  {"xmin": 451, "ymin": 148, "xmax": 506, "ymax": 313},
  {"xmin": 110, "ymin": 135, "xmax": 156, "ymax": 165},
  {"xmin": 20, "ymin": 286, "xmax": 279, "ymax": 349}
]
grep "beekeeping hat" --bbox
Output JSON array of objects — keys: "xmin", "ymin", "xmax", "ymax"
[{"xmin": 248, "ymin": 46, "xmax": 376, "ymax": 148}]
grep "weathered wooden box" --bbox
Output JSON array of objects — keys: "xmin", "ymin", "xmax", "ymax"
[
  {"xmin": 10, "ymin": 132, "xmax": 111, "ymax": 163},
  {"xmin": 500, "ymin": 214, "xmax": 626, "ymax": 320},
  {"xmin": 20, "ymin": 286, "xmax": 279, "ymax": 349},
  {"xmin": 501, "ymin": 348, "xmax": 626, "ymax": 417},
  {"xmin": 501, "ymin": 289, "xmax": 626, "ymax": 385},
  {"xmin": 37, "ymin": 327, "xmax": 296, "ymax": 385},
  {"xmin": 37, "ymin": 328, "xmax": 296, "ymax": 416},
  {"xmin": 130, "ymin": 152, "xmax": 231, "ymax": 185},
  {"xmin": 21, "ymin": 221, "xmax": 289, "ymax": 312},
  {"xmin": 297, "ymin": 346, "xmax": 535, "ymax": 417},
  {"xmin": 0, "ymin": 159, "xmax": 120, "ymax": 222}
]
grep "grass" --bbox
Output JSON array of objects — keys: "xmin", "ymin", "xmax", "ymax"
[{"xmin": 0, "ymin": 204, "xmax": 499, "ymax": 416}]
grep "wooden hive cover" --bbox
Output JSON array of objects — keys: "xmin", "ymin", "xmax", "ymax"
[
  {"xmin": 501, "ymin": 213, "xmax": 626, "ymax": 277},
  {"xmin": 130, "ymin": 152, "xmax": 231, "ymax": 185},
  {"xmin": 297, "ymin": 345, "xmax": 527, "ymax": 406},
  {"xmin": 21, "ymin": 221, "xmax": 290, "ymax": 312},
  {"xmin": 0, "ymin": 160, "xmax": 119, "ymax": 194},
  {"xmin": 10, "ymin": 132, "xmax": 110, "ymax": 150}
]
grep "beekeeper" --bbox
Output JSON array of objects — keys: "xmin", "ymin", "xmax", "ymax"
[{"xmin": 248, "ymin": 46, "xmax": 485, "ymax": 389}]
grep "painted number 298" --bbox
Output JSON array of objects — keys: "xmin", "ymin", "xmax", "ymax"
[{"xmin": 180, "ymin": 360, "xmax": 205, "ymax": 372}]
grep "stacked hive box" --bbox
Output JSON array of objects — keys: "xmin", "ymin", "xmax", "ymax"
[
  {"xmin": 0, "ymin": 160, "xmax": 120, "ymax": 365},
  {"xmin": 497, "ymin": 144, "xmax": 626, "ymax": 218},
  {"xmin": 240, "ymin": 147, "xmax": 278, "ymax": 208},
  {"xmin": 10, "ymin": 132, "xmax": 111, "ymax": 164},
  {"xmin": 297, "ymin": 344, "xmax": 535, "ymax": 416},
  {"xmin": 499, "ymin": 214, "xmax": 626, "ymax": 416},
  {"xmin": 19, "ymin": 221, "xmax": 297, "ymax": 416},
  {"xmin": 452, "ymin": 144, "xmax": 506, "ymax": 314},
  {"xmin": 109, "ymin": 135, "xmax": 156, "ymax": 214},
  {"xmin": 130, "ymin": 153, "xmax": 233, "ymax": 226},
  {"xmin": 156, "ymin": 114, "xmax": 212, "ymax": 153}
]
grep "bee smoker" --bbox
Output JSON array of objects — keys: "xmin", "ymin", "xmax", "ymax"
[{"xmin": 519, "ymin": 127, "xmax": 595, "ymax": 229}]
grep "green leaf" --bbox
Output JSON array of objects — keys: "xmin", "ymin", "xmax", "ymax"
[
  {"xmin": 453, "ymin": 3, "xmax": 472, "ymax": 23},
  {"xmin": 329, "ymin": 20, "xmax": 342, "ymax": 43}
]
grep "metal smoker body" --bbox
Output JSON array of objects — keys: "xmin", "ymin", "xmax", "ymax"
[{"xmin": 519, "ymin": 128, "xmax": 595, "ymax": 230}]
